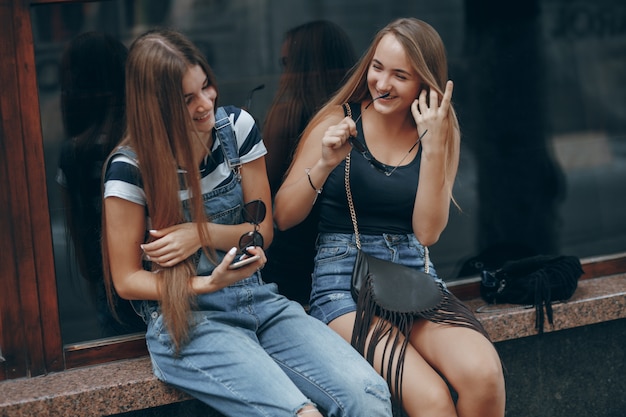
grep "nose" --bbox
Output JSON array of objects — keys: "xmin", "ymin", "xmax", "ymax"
[
  {"xmin": 375, "ymin": 73, "xmax": 391, "ymax": 93},
  {"xmin": 198, "ymin": 96, "xmax": 213, "ymax": 113},
  {"xmin": 197, "ymin": 89, "xmax": 215, "ymax": 113}
]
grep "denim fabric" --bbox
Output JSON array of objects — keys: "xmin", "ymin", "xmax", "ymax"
[
  {"xmin": 309, "ymin": 232, "xmax": 446, "ymax": 324},
  {"xmin": 139, "ymin": 117, "xmax": 392, "ymax": 416},
  {"xmin": 144, "ymin": 282, "xmax": 391, "ymax": 416}
]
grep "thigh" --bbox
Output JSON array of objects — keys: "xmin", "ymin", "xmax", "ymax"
[
  {"xmin": 259, "ymin": 302, "xmax": 391, "ymax": 417},
  {"xmin": 410, "ymin": 320, "xmax": 503, "ymax": 388},
  {"xmin": 146, "ymin": 311, "xmax": 310, "ymax": 417},
  {"xmin": 331, "ymin": 313, "xmax": 456, "ymax": 416}
]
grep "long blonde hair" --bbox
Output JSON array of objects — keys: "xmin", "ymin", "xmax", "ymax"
[
  {"xmin": 297, "ymin": 18, "xmax": 459, "ymax": 197},
  {"xmin": 103, "ymin": 29, "xmax": 218, "ymax": 351}
]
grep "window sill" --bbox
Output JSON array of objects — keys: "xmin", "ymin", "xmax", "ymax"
[{"xmin": 1, "ymin": 274, "xmax": 624, "ymax": 416}]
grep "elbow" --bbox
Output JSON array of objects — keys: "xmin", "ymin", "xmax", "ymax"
[
  {"xmin": 414, "ymin": 213, "xmax": 449, "ymax": 247},
  {"xmin": 110, "ymin": 271, "xmax": 138, "ymax": 301},
  {"xmin": 272, "ymin": 196, "xmax": 293, "ymax": 231},
  {"xmin": 273, "ymin": 206, "xmax": 302, "ymax": 232},
  {"xmin": 414, "ymin": 222, "xmax": 444, "ymax": 247},
  {"xmin": 273, "ymin": 189, "xmax": 309, "ymax": 231},
  {"xmin": 415, "ymin": 232, "xmax": 440, "ymax": 248},
  {"xmin": 273, "ymin": 214, "xmax": 290, "ymax": 232},
  {"xmin": 112, "ymin": 280, "xmax": 133, "ymax": 300}
]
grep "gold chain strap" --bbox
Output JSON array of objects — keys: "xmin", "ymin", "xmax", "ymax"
[
  {"xmin": 345, "ymin": 153, "xmax": 361, "ymax": 250},
  {"xmin": 342, "ymin": 103, "xmax": 361, "ymax": 251},
  {"xmin": 342, "ymin": 103, "xmax": 429, "ymax": 272}
]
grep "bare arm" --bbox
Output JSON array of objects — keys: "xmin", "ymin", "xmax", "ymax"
[
  {"xmin": 105, "ymin": 157, "xmax": 272, "ymax": 300},
  {"xmin": 274, "ymin": 105, "xmax": 356, "ymax": 230},
  {"xmin": 140, "ymin": 157, "xmax": 273, "ymax": 268},
  {"xmin": 105, "ymin": 196, "xmax": 267, "ymax": 300},
  {"xmin": 411, "ymin": 80, "xmax": 459, "ymax": 246}
]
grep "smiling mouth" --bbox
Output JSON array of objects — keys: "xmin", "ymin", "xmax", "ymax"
[{"xmin": 194, "ymin": 112, "xmax": 211, "ymax": 122}]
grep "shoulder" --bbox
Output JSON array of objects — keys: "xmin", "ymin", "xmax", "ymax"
[
  {"xmin": 216, "ymin": 105, "xmax": 266, "ymax": 161},
  {"xmin": 103, "ymin": 146, "xmax": 145, "ymax": 205},
  {"xmin": 219, "ymin": 105, "xmax": 259, "ymax": 141},
  {"xmin": 316, "ymin": 103, "xmax": 348, "ymax": 126},
  {"xmin": 307, "ymin": 104, "xmax": 347, "ymax": 135},
  {"xmin": 104, "ymin": 146, "xmax": 141, "ymax": 183},
  {"xmin": 220, "ymin": 105, "xmax": 254, "ymax": 129}
]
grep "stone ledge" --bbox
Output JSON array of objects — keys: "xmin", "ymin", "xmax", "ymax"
[
  {"xmin": 461, "ymin": 274, "xmax": 626, "ymax": 342},
  {"xmin": 0, "ymin": 357, "xmax": 191, "ymax": 417},
  {"xmin": 1, "ymin": 274, "xmax": 624, "ymax": 417}
]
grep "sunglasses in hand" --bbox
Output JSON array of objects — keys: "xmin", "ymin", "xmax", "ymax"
[{"xmin": 238, "ymin": 199, "xmax": 266, "ymax": 256}]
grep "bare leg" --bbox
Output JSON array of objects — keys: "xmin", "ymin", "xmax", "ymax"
[
  {"xmin": 329, "ymin": 313, "xmax": 458, "ymax": 417},
  {"xmin": 409, "ymin": 320, "xmax": 506, "ymax": 417}
]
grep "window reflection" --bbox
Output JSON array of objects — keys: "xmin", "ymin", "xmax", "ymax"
[
  {"xmin": 57, "ymin": 31, "xmax": 145, "ymax": 338},
  {"xmin": 32, "ymin": 0, "xmax": 626, "ymax": 345}
]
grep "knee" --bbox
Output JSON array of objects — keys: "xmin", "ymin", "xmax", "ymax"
[
  {"xmin": 425, "ymin": 383, "xmax": 455, "ymax": 407},
  {"xmin": 458, "ymin": 354, "xmax": 505, "ymax": 400},
  {"xmin": 345, "ymin": 378, "xmax": 392, "ymax": 417},
  {"xmin": 405, "ymin": 379, "xmax": 456, "ymax": 416}
]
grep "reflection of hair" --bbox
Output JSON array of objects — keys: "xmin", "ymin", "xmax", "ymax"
[
  {"xmin": 103, "ymin": 29, "xmax": 217, "ymax": 350},
  {"xmin": 299, "ymin": 18, "xmax": 459, "ymax": 195},
  {"xmin": 59, "ymin": 31, "xmax": 127, "ymax": 283},
  {"xmin": 60, "ymin": 31, "xmax": 127, "ymax": 140},
  {"xmin": 263, "ymin": 20, "xmax": 356, "ymax": 193}
]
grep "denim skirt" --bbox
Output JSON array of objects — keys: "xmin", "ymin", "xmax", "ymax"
[{"xmin": 308, "ymin": 232, "xmax": 447, "ymax": 324}]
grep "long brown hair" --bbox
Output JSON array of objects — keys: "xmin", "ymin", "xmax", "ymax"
[
  {"xmin": 263, "ymin": 20, "xmax": 356, "ymax": 193},
  {"xmin": 297, "ymin": 18, "xmax": 460, "ymax": 198},
  {"xmin": 103, "ymin": 29, "xmax": 218, "ymax": 351}
]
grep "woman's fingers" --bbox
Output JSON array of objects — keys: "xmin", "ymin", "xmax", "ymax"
[
  {"xmin": 439, "ymin": 80, "xmax": 453, "ymax": 113},
  {"xmin": 415, "ymin": 81, "xmax": 454, "ymax": 118},
  {"xmin": 324, "ymin": 117, "xmax": 354, "ymax": 146}
]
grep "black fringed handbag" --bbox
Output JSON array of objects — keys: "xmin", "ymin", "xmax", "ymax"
[
  {"xmin": 345, "ymin": 152, "xmax": 444, "ymax": 319},
  {"xmin": 480, "ymin": 254, "xmax": 584, "ymax": 332}
]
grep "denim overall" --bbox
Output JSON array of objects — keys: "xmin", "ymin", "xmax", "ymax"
[{"xmin": 111, "ymin": 108, "xmax": 391, "ymax": 417}]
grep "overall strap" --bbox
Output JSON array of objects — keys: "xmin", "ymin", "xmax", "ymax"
[
  {"xmin": 214, "ymin": 107, "xmax": 242, "ymax": 181},
  {"xmin": 103, "ymin": 145, "xmax": 138, "ymax": 176},
  {"xmin": 111, "ymin": 145, "xmax": 138, "ymax": 161}
]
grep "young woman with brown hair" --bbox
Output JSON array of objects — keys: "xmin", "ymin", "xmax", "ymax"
[{"xmin": 102, "ymin": 29, "xmax": 392, "ymax": 417}]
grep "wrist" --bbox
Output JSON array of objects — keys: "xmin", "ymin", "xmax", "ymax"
[
  {"xmin": 190, "ymin": 274, "xmax": 215, "ymax": 294},
  {"xmin": 305, "ymin": 168, "xmax": 323, "ymax": 194},
  {"xmin": 304, "ymin": 162, "xmax": 331, "ymax": 204},
  {"xmin": 420, "ymin": 143, "xmax": 446, "ymax": 160}
]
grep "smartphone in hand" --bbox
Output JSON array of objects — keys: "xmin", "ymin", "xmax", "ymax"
[{"xmin": 228, "ymin": 255, "xmax": 261, "ymax": 270}]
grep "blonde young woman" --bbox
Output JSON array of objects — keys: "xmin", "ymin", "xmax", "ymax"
[
  {"xmin": 274, "ymin": 18, "xmax": 506, "ymax": 417},
  {"xmin": 102, "ymin": 29, "xmax": 392, "ymax": 417}
]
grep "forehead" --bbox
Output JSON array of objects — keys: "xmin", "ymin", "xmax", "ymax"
[
  {"xmin": 373, "ymin": 33, "xmax": 412, "ymax": 69},
  {"xmin": 182, "ymin": 64, "xmax": 206, "ymax": 92}
]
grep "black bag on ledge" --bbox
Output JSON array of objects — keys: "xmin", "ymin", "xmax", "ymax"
[{"xmin": 480, "ymin": 255, "xmax": 584, "ymax": 333}]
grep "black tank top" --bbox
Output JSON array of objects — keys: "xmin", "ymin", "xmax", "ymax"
[{"xmin": 318, "ymin": 102, "xmax": 422, "ymax": 234}]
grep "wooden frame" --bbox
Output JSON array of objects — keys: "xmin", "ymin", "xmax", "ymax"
[{"xmin": 1, "ymin": 0, "xmax": 64, "ymax": 380}]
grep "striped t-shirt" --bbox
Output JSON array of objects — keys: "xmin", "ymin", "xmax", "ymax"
[{"xmin": 104, "ymin": 106, "xmax": 266, "ymax": 206}]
